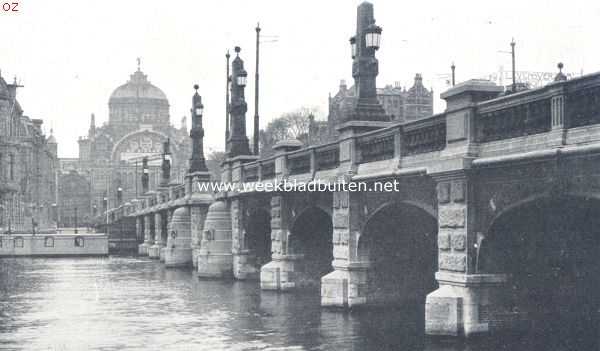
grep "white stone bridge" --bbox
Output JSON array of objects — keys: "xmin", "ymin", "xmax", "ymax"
[{"xmin": 100, "ymin": 71, "xmax": 600, "ymax": 337}]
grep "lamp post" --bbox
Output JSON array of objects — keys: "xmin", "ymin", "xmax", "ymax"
[
  {"xmin": 189, "ymin": 85, "xmax": 208, "ymax": 173},
  {"xmin": 346, "ymin": 2, "xmax": 386, "ymax": 124},
  {"xmin": 141, "ymin": 157, "xmax": 149, "ymax": 194},
  {"xmin": 117, "ymin": 186, "xmax": 123, "ymax": 205},
  {"xmin": 51, "ymin": 203, "xmax": 57, "ymax": 232},
  {"xmin": 253, "ymin": 23, "xmax": 261, "ymax": 156},
  {"xmin": 74, "ymin": 206, "xmax": 78, "ymax": 234},
  {"xmin": 225, "ymin": 51, "xmax": 231, "ymax": 149},
  {"xmin": 226, "ymin": 46, "xmax": 251, "ymax": 158}
]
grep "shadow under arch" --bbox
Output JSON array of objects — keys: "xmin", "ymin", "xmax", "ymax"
[
  {"xmin": 480, "ymin": 193, "xmax": 600, "ymax": 339},
  {"xmin": 358, "ymin": 201, "xmax": 438, "ymax": 307},
  {"xmin": 244, "ymin": 207, "xmax": 272, "ymax": 268},
  {"xmin": 288, "ymin": 206, "xmax": 333, "ymax": 289}
]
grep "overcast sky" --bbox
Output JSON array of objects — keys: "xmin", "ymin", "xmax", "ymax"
[{"xmin": 1, "ymin": 0, "xmax": 599, "ymax": 157}]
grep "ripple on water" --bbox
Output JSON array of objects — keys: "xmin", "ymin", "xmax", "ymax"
[{"xmin": 0, "ymin": 257, "xmax": 598, "ymax": 351}]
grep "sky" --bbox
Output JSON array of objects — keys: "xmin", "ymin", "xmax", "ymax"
[{"xmin": 1, "ymin": 0, "xmax": 599, "ymax": 158}]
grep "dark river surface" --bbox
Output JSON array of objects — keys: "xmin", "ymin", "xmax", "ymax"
[{"xmin": 0, "ymin": 256, "xmax": 597, "ymax": 351}]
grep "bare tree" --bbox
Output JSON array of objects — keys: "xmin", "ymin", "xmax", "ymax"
[{"xmin": 259, "ymin": 106, "xmax": 324, "ymax": 157}]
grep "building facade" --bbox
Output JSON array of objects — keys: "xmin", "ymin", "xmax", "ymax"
[
  {"xmin": 327, "ymin": 74, "xmax": 434, "ymax": 139},
  {"xmin": 60, "ymin": 64, "xmax": 191, "ymax": 215},
  {"xmin": 0, "ymin": 74, "xmax": 58, "ymax": 233}
]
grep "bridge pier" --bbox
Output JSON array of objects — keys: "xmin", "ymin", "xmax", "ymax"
[
  {"xmin": 136, "ymin": 217, "xmax": 147, "ymax": 255},
  {"xmin": 424, "ymin": 174, "xmax": 515, "ymax": 337},
  {"xmin": 426, "ymin": 272, "xmax": 510, "ymax": 337},
  {"xmin": 260, "ymin": 254, "xmax": 306, "ymax": 291},
  {"xmin": 197, "ymin": 200, "xmax": 233, "ymax": 278},
  {"xmin": 230, "ymin": 199, "xmax": 259, "ymax": 280},
  {"xmin": 321, "ymin": 191, "xmax": 368, "ymax": 307},
  {"xmin": 139, "ymin": 214, "xmax": 153, "ymax": 256},
  {"xmin": 164, "ymin": 206, "xmax": 192, "ymax": 267},
  {"xmin": 148, "ymin": 212, "xmax": 163, "ymax": 259},
  {"xmin": 190, "ymin": 206, "xmax": 206, "ymax": 268}
]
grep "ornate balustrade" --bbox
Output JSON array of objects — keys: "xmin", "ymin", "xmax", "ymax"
[
  {"xmin": 243, "ymin": 165, "xmax": 259, "ymax": 182},
  {"xmin": 357, "ymin": 132, "xmax": 395, "ymax": 163},
  {"xmin": 403, "ymin": 117, "xmax": 446, "ymax": 156},
  {"xmin": 567, "ymin": 85, "xmax": 600, "ymax": 128},
  {"xmin": 315, "ymin": 144, "xmax": 340, "ymax": 171},
  {"xmin": 261, "ymin": 161, "xmax": 275, "ymax": 179},
  {"xmin": 477, "ymin": 98, "xmax": 551, "ymax": 142},
  {"xmin": 287, "ymin": 152, "xmax": 311, "ymax": 175}
]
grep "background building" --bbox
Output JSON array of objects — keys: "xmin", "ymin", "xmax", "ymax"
[
  {"xmin": 60, "ymin": 64, "xmax": 191, "ymax": 213},
  {"xmin": 0, "ymin": 74, "xmax": 58, "ymax": 233},
  {"xmin": 327, "ymin": 74, "xmax": 434, "ymax": 139}
]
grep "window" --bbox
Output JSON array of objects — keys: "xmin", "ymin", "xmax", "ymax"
[{"xmin": 44, "ymin": 236, "xmax": 54, "ymax": 247}]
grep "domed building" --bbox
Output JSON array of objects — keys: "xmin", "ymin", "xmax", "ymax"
[{"xmin": 62, "ymin": 62, "xmax": 191, "ymax": 215}]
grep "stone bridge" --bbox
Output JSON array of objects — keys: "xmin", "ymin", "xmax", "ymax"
[{"xmin": 100, "ymin": 72, "xmax": 600, "ymax": 337}]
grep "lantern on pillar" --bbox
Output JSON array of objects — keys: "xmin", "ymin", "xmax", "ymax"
[{"xmin": 365, "ymin": 24, "xmax": 382, "ymax": 50}]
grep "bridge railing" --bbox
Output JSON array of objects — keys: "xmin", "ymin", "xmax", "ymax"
[
  {"xmin": 565, "ymin": 76, "xmax": 600, "ymax": 128},
  {"xmin": 475, "ymin": 91, "xmax": 553, "ymax": 142},
  {"xmin": 230, "ymin": 112, "xmax": 448, "ymax": 184},
  {"xmin": 475, "ymin": 72, "xmax": 600, "ymax": 143}
]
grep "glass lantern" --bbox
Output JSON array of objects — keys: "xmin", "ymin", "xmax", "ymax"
[
  {"xmin": 365, "ymin": 24, "xmax": 382, "ymax": 50},
  {"xmin": 349, "ymin": 36, "xmax": 357, "ymax": 58},
  {"xmin": 237, "ymin": 71, "xmax": 248, "ymax": 87},
  {"xmin": 195, "ymin": 104, "xmax": 204, "ymax": 116}
]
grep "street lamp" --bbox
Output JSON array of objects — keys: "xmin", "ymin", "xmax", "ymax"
[
  {"xmin": 51, "ymin": 203, "xmax": 57, "ymax": 231},
  {"xmin": 349, "ymin": 36, "xmax": 357, "ymax": 59},
  {"xmin": 236, "ymin": 70, "xmax": 247, "ymax": 87},
  {"xmin": 194, "ymin": 86, "xmax": 204, "ymax": 116},
  {"xmin": 74, "ymin": 206, "xmax": 78, "ymax": 234},
  {"xmin": 117, "ymin": 186, "xmax": 123, "ymax": 204},
  {"xmin": 365, "ymin": 24, "xmax": 382, "ymax": 50}
]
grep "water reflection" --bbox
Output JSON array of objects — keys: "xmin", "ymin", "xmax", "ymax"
[{"xmin": 0, "ymin": 257, "xmax": 597, "ymax": 350}]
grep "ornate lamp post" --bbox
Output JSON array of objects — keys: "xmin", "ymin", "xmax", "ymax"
[
  {"xmin": 141, "ymin": 157, "xmax": 149, "ymax": 194},
  {"xmin": 51, "ymin": 203, "xmax": 57, "ymax": 231},
  {"xmin": 226, "ymin": 46, "xmax": 251, "ymax": 158},
  {"xmin": 189, "ymin": 85, "xmax": 208, "ymax": 173},
  {"xmin": 344, "ymin": 2, "xmax": 387, "ymax": 125},
  {"xmin": 74, "ymin": 206, "xmax": 78, "ymax": 234},
  {"xmin": 117, "ymin": 186, "xmax": 123, "ymax": 205}
]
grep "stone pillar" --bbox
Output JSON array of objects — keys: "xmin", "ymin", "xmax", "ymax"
[
  {"xmin": 260, "ymin": 195, "xmax": 303, "ymax": 290},
  {"xmin": 136, "ymin": 216, "xmax": 147, "ymax": 255},
  {"xmin": 425, "ymin": 174, "xmax": 510, "ymax": 337},
  {"xmin": 231, "ymin": 198, "xmax": 259, "ymax": 280},
  {"xmin": 549, "ymin": 87, "xmax": 567, "ymax": 146},
  {"xmin": 190, "ymin": 205, "xmax": 208, "ymax": 268},
  {"xmin": 197, "ymin": 200, "xmax": 233, "ymax": 278},
  {"xmin": 148, "ymin": 211, "xmax": 163, "ymax": 259},
  {"xmin": 164, "ymin": 206, "xmax": 192, "ymax": 267},
  {"xmin": 140, "ymin": 215, "xmax": 152, "ymax": 256},
  {"xmin": 160, "ymin": 210, "xmax": 171, "ymax": 262},
  {"xmin": 321, "ymin": 189, "xmax": 367, "ymax": 307}
]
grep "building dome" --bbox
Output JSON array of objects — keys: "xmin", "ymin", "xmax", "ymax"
[
  {"xmin": 109, "ymin": 69, "xmax": 167, "ymax": 101},
  {"xmin": 107, "ymin": 62, "xmax": 170, "ymax": 132}
]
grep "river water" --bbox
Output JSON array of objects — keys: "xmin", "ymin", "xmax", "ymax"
[{"xmin": 0, "ymin": 257, "xmax": 597, "ymax": 351}]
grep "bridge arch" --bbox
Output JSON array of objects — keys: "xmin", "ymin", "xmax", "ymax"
[
  {"xmin": 288, "ymin": 206, "xmax": 333, "ymax": 288},
  {"xmin": 480, "ymin": 194, "xmax": 600, "ymax": 332},
  {"xmin": 357, "ymin": 201, "xmax": 438, "ymax": 307}
]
